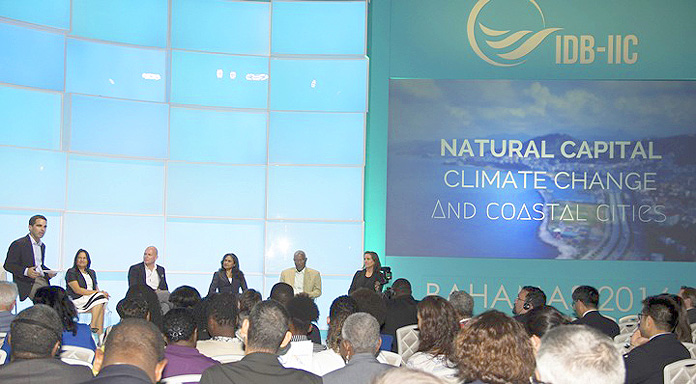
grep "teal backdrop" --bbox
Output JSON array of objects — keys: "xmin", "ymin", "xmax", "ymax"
[{"xmin": 365, "ymin": 0, "xmax": 696, "ymax": 317}]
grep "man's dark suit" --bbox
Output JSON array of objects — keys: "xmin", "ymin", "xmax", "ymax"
[
  {"xmin": 0, "ymin": 357, "xmax": 93, "ymax": 384},
  {"xmin": 624, "ymin": 333, "xmax": 691, "ymax": 384},
  {"xmin": 383, "ymin": 294, "xmax": 419, "ymax": 351},
  {"xmin": 200, "ymin": 352, "xmax": 322, "ymax": 384},
  {"xmin": 127, "ymin": 262, "xmax": 168, "ymax": 290},
  {"xmin": 82, "ymin": 364, "xmax": 152, "ymax": 384},
  {"xmin": 4, "ymin": 235, "xmax": 51, "ymax": 301},
  {"xmin": 687, "ymin": 308, "xmax": 696, "ymax": 324},
  {"xmin": 572, "ymin": 310, "xmax": 620, "ymax": 338}
]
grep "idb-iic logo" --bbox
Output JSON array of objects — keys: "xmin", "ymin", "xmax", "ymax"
[{"xmin": 468, "ymin": 0, "xmax": 638, "ymax": 66}]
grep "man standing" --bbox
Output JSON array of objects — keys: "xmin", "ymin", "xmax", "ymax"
[
  {"xmin": 128, "ymin": 246, "xmax": 170, "ymax": 313},
  {"xmin": 624, "ymin": 295, "xmax": 690, "ymax": 384},
  {"xmin": 4, "ymin": 215, "xmax": 56, "ymax": 301},
  {"xmin": 571, "ymin": 285, "xmax": 620, "ymax": 338},
  {"xmin": 279, "ymin": 250, "xmax": 322, "ymax": 299}
]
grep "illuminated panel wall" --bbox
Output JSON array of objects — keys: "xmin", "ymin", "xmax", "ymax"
[{"xmin": 0, "ymin": 0, "xmax": 368, "ymax": 326}]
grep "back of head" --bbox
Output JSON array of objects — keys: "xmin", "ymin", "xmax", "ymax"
[
  {"xmin": 341, "ymin": 312, "xmax": 381, "ymax": 354},
  {"xmin": 417, "ymin": 295, "xmax": 460, "ymax": 356},
  {"xmin": 239, "ymin": 289, "xmax": 262, "ymax": 314},
  {"xmin": 126, "ymin": 284, "xmax": 163, "ymax": 327},
  {"xmin": 373, "ymin": 367, "xmax": 447, "ymax": 384},
  {"xmin": 449, "ymin": 290, "xmax": 474, "ymax": 319},
  {"xmin": 643, "ymin": 295, "xmax": 679, "ymax": 333},
  {"xmin": 537, "ymin": 325, "xmax": 624, "ymax": 384},
  {"xmin": 524, "ymin": 305, "xmax": 571, "ymax": 338},
  {"xmin": 33, "ymin": 286, "xmax": 77, "ymax": 334},
  {"xmin": 169, "ymin": 285, "xmax": 201, "ymax": 309},
  {"xmin": 327, "ymin": 295, "xmax": 359, "ymax": 351},
  {"xmin": 10, "ymin": 304, "xmax": 62, "ymax": 359},
  {"xmin": 117, "ymin": 297, "xmax": 150, "ymax": 320},
  {"xmin": 681, "ymin": 287, "xmax": 696, "ymax": 308},
  {"xmin": 0, "ymin": 281, "xmax": 18, "ymax": 309},
  {"xmin": 269, "ymin": 282, "xmax": 294, "ymax": 307},
  {"xmin": 206, "ymin": 292, "xmax": 238, "ymax": 333},
  {"xmin": 286, "ymin": 294, "xmax": 319, "ymax": 335},
  {"xmin": 163, "ymin": 308, "xmax": 197, "ymax": 343},
  {"xmin": 103, "ymin": 318, "xmax": 165, "ymax": 373},
  {"xmin": 523, "ymin": 286, "xmax": 546, "ymax": 309},
  {"xmin": 652, "ymin": 294, "xmax": 691, "ymax": 342},
  {"xmin": 246, "ymin": 300, "xmax": 290, "ymax": 353},
  {"xmin": 391, "ymin": 278, "xmax": 412, "ymax": 297},
  {"xmin": 350, "ymin": 288, "xmax": 387, "ymax": 326},
  {"xmin": 572, "ymin": 285, "xmax": 599, "ymax": 308},
  {"xmin": 454, "ymin": 310, "xmax": 535, "ymax": 384}
]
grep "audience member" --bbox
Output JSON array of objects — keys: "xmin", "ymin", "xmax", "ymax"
[
  {"xmin": 311, "ymin": 295, "xmax": 360, "ymax": 375},
  {"xmin": 196, "ymin": 292, "xmax": 244, "ymax": 360},
  {"xmin": 449, "ymin": 290, "xmax": 474, "ymax": 327},
  {"xmin": 87, "ymin": 318, "xmax": 168, "ymax": 384},
  {"xmin": 373, "ymin": 367, "xmax": 447, "ymax": 384},
  {"xmin": 383, "ymin": 278, "xmax": 419, "ymax": 349},
  {"xmin": 624, "ymin": 295, "xmax": 690, "ymax": 384},
  {"xmin": 280, "ymin": 250, "xmax": 322, "ymax": 298},
  {"xmin": 116, "ymin": 296, "xmax": 150, "ymax": 321},
  {"xmin": 161, "ymin": 308, "xmax": 218, "ymax": 379},
  {"xmin": 660, "ymin": 293, "xmax": 693, "ymax": 343},
  {"xmin": 125, "ymin": 284, "xmax": 163, "ymax": 328},
  {"xmin": 0, "ymin": 304, "xmax": 93, "ymax": 383},
  {"xmin": 238, "ymin": 288, "xmax": 262, "ymax": 329},
  {"xmin": 453, "ymin": 310, "xmax": 535, "ymax": 384},
  {"xmin": 200, "ymin": 300, "xmax": 322, "ymax": 384},
  {"xmin": 169, "ymin": 285, "xmax": 202, "ymax": 309},
  {"xmin": 524, "ymin": 305, "xmax": 571, "ymax": 351},
  {"xmin": 323, "ymin": 312, "xmax": 393, "ymax": 384},
  {"xmin": 406, "ymin": 296, "xmax": 459, "ymax": 383},
  {"xmin": 280, "ymin": 294, "xmax": 323, "ymax": 370},
  {"xmin": 571, "ymin": 285, "xmax": 620, "ymax": 338},
  {"xmin": 678, "ymin": 286, "xmax": 696, "ymax": 324},
  {"xmin": 513, "ymin": 286, "xmax": 546, "ymax": 322},
  {"xmin": 0, "ymin": 281, "xmax": 18, "ymax": 333},
  {"xmin": 351, "ymin": 288, "xmax": 390, "ymax": 350},
  {"xmin": 537, "ymin": 325, "xmax": 624, "ymax": 384},
  {"xmin": 269, "ymin": 282, "xmax": 294, "ymax": 307}
]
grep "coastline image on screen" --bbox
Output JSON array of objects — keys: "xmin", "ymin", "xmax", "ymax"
[{"xmin": 386, "ymin": 79, "xmax": 696, "ymax": 262}]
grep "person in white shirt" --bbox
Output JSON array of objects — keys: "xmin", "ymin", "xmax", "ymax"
[
  {"xmin": 279, "ymin": 250, "xmax": 322, "ymax": 299},
  {"xmin": 127, "ymin": 246, "xmax": 170, "ymax": 314}
]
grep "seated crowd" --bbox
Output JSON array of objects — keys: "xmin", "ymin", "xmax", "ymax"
[{"xmin": 0, "ymin": 279, "xmax": 694, "ymax": 384}]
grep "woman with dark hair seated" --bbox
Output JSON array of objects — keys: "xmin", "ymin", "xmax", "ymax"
[
  {"xmin": 406, "ymin": 295, "xmax": 460, "ymax": 383},
  {"xmin": 453, "ymin": 310, "xmax": 536, "ymax": 384},
  {"xmin": 0, "ymin": 286, "xmax": 97, "ymax": 363},
  {"xmin": 65, "ymin": 249, "xmax": 109, "ymax": 335},
  {"xmin": 208, "ymin": 253, "xmax": 247, "ymax": 296},
  {"xmin": 523, "ymin": 305, "xmax": 571, "ymax": 352}
]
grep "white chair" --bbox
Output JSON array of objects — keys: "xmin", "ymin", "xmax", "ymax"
[
  {"xmin": 61, "ymin": 357, "xmax": 93, "ymax": 369},
  {"xmin": 0, "ymin": 331, "xmax": 6, "ymax": 345},
  {"xmin": 690, "ymin": 324, "xmax": 696, "ymax": 343},
  {"xmin": 619, "ymin": 315, "xmax": 640, "ymax": 324},
  {"xmin": 664, "ymin": 358, "xmax": 696, "ymax": 384},
  {"xmin": 211, "ymin": 354, "xmax": 244, "ymax": 363},
  {"xmin": 161, "ymin": 374, "xmax": 202, "ymax": 384},
  {"xmin": 396, "ymin": 324, "xmax": 420, "ymax": 362},
  {"xmin": 0, "ymin": 349, "xmax": 6, "ymax": 365},
  {"xmin": 684, "ymin": 342, "xmax": 696, "ymax": 359},
  {"xmin": 377, "ymin": 350, "xmax": 403, "ymax": 367},
  {"xmin": 614, "ymin": 332, "xmax": 633, "ymax": 344},
  {"xmin": 60, "ymin": 345, "xmax": 95, "ymax": 364},
  {"xmin": 619, "ymin": 322, "xmax": 638, "ymax": 335}
]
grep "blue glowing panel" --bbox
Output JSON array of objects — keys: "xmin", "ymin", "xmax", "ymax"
[
  {"xmin": 0, "ymin": 85, "xmax": 61, "ymax": 150},
  {"xmin": 269, "ymin": 112, "xmax": 364, "ymax": 165},
  {"xmin": 0, "ymin": 147, "xmax": 66, "ymax": 209},
  {"xmin": 272, "ymin": 1, "xmax": 366, "ymax": 55},
  {"xmin": 0, "ymin": 0, "xmax": 69, "ymax": 29},
  {"xmin": 70, "ymin": 95, "xmax": 168, "ymax": 158},
  {"xmin": 267, "ymin": 166, "xmax": 362, "ymax": 220},
  {"xmin": 67, "ymin": 156, "xmax": 164, "ymax": 214},
  {"xmin": 0, "ymin": 23, "xmax": 65, "ymax": 90},
  {"xmin": 66, "ymin": 39, "xmax": 166, "ymax": 102},
  {"xmin": 270, "ymin": 58, "xmax": 368, "ymax": 112},
  {"xmin": 63, "ymin": 213, "xmax": 165, "ymax": 271},
  {"xmin": 71, "ymin": 0, "xmax": 168, "ymax": 47},
  {"xmin": 172, "ymin": 0, "xmax": 269, "ymax": 55},
  {"xmin": 265, "ymin": 221, "xmax": 363, "ymax": 275},
  {"xmin": 165, "ymin": 218, "xmax": 265, "ymax": 274},
  {"xmin": 171, "ymin": 50, "xmax": 268, "ymax": 108},
  {"xmin": 166, "ymin": 163, "xmax": 266, "ymax": 218},
  {"xmin": 0, "ymin": 211, "xmax": 63, "ymax": 272},
  {"xmin": 170, "ymin": 108, "xmax": 266, "ymax": 164},
  {"xmin": 244, "ymin": 275, "xmax": 264, "ymax": 295}
]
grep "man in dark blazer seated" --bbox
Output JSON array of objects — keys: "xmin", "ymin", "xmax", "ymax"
[
  {"xmin": 128, "ymin": 246, "xmax": 170, "ymax": 313},
  {"xmin": 678, "ymin": 286, "xmax": 696, "ymax": 324},
  {"xmin": 0, "ymin": 304, "xmax": 93, "ymax": 383},
  {"xmin": 571, "ymin": 285, "xmax": 620, "ymax": 338},
  {"xmin": 3, "ymin": 215, "xmax": 56, "ymax": 301},
  {"xmin": 200, "ymin": 300, "xmax": 322, "ymax": 384},
  {"xmin": 624, "ymin": 295, "xmax": 691, "ymax": 384}
]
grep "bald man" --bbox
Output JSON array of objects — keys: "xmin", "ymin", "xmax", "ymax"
[{"xmin": 128, "ymin": 246, "xmax": 170, "ymax": 313}]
